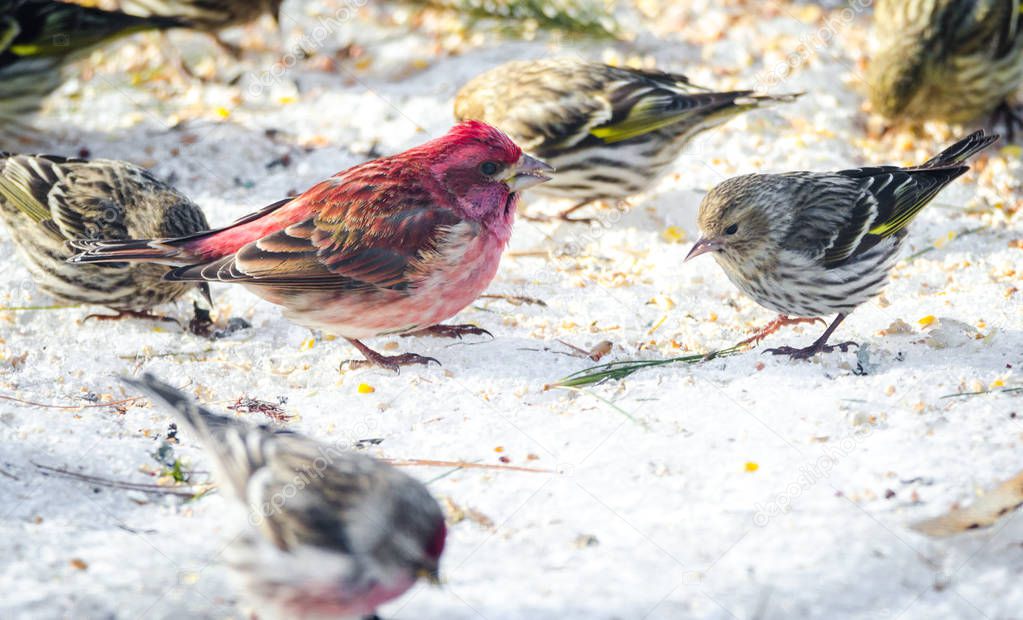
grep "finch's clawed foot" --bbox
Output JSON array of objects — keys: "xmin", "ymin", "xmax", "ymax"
[
  {"xmin": 765, "ymin": 341, "xmax": 859, "ymax": 360},
  {"xmin": 345, "ymin": 353, "xmax": 440, "ymax": 373},
  {"xmin": 523, "ymin": 199, "xmax": 597, "ymax": 224},
  {"xmin": 83, "ymin": 310, "xmax": 180, "ymax": 325},
  {"xmin": 404, "ymin": 324, "xmax": 493, "ymax": 340},
  {"xmin": 344, "ymin": 338, "xmax": 440, "ymax": 373},
  {"xmin": 991, "ymin": 101, "xmax": 1023, "ymax": 142},
  {"xmin": 739, "ymin": 315, "xmax": 827, "ymax": 348}
]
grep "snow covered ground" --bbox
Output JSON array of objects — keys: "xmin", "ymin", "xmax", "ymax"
[{"xmin": 1, "ymin": 1, "xmax": 1021, "ymax": 618}]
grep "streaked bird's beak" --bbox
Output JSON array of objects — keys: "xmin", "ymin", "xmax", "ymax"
[
  {"xmin": 504, "ymin": 153, "xmax": 555, "ymax": 192},
  {"xmin": 685, "ymin": 237, "xmax": 723, "ymax": 262}
]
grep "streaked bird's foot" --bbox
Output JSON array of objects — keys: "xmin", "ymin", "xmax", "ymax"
[
  {"xmin": 83, "ymin": 310, "xmax": 180, "ymax": 325},
  {"xmin": 521, "ymin": 211, "xmax": 596, "ymax": 224},
  {"xmin": 739, "ymin": 315, "xmax": 826, "ymax": 348},
  {"xmin": 765, "ymin": 340, "xmax": 859, "ymax": 360},
  {"xmin": 991, "ymin": 101, "xmax": 1023, "ymax": 142},
  {"xmin": 404, "ymin": 324, "xmax": 493, "ymax": 340},
  {"xmin": 522, "ymin": 199, "xmax": 597, "ymax": 224},
  {"xmin": 187, "ymin": 303, "xmax": 251, "ymax": 339},
  {"xmin": 343, "ymin": 338, "xmax": 440, "ymax": 373}
]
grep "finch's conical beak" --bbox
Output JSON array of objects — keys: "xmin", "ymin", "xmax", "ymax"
[
  {"xmin": 505, "ymin": 153, "xmax": 554, "ymax": 192},
  {"xmin": 685, "ymin": 237, "xmax": 723, "ymax": 262}
]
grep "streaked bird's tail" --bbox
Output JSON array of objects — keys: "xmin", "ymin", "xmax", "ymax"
[
  {"xmin": 918, "ymin": 130, "xmax": 1000, "ymax": 169},
  {"xmin": 121, "ymin": 373, "xmax": 264, "ymax": 499},
  {"xmin": 68, "ymin": 237, "xmax": 194, "ymax": 265}
]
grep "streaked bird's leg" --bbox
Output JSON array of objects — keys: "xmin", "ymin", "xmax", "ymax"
[
  {"xmin": 82, "ymin": 309, "xmax": 180, "ymax": 325},
  {"xmin": 739, "ymin": 314, "xmax": 826, "ymax": 348},
  {"xmin": 522, "ymin": 199, "xmax": 597, "ymax": 224},
  {"xmin": 764, "ymin": 314, "xmax": 858, "ymax": 360},
  {"xmin": 343, "ymin": 338, "xmax": 440, "ymax": 373},
  {"xmin": 402, "ymin": 324, "xmax": 493, "ymax": 339},
  {"xmin": 991, "ymin": 101, "xmax": 1023, "ymax": 142}
]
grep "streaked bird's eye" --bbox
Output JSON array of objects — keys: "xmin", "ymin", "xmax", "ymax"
[
  {"xmin": 479, "ymin": 161, "xmax": 500, "ymax": 175},
  {"xmin": 724, "ymin": 223, "xmax": 739, "ymax": 235}
]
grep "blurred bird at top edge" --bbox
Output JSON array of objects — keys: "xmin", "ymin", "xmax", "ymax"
[
  {"xmin": 110, "ymin": 0, "xmax": 285, "ymax": 57},
  {"xmin": 455, "ymin": 57, "xmax": 802, "ymax": 224},
  {"xmin": 867, "ymin": 0, "xmax": 1023, "ymax": 139},
  {"xmin": 0, "ymin": 0, "xmax": 187, "ymax": 138}
]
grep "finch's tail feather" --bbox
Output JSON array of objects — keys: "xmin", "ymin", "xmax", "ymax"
[
  {"xmin": 732, "ymin": 91, "xmax": 804, "ymax": 109},
  {"xmin": 67, "ymin": 238, "xmax": 196, "ymax": 265},
  {"xmin": 918, "ymin": 130, "xmax": 999, "ymax": 169},
  {"xmin": 121, "ymin": 373, "xmax": 227, "ymax": 441},
  {"xmin": 121, "ymin": 373, "xmax": 266, "ymax": 500},
  {"xmin": 67, "ymin": 196, "xmax": 295, "ymax": 267}
]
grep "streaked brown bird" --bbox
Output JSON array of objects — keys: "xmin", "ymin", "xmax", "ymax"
[
  {"xmin": 686, "ymin": 131, "xmax": 997, "ymax": 359},
  {"xmin": 124, "ymin": 373, "xmax": 447, "ymax": 620},
  {"xmin": 116, "ymin": 0, "xmax": 284, "ymax": 54},
  {"xmin": 0, "ymin": 153, "xmax": 210, "ymax": 320},
  {"xmin": 868, "ymin": 0, "xmax": 1023, "ymax": 135},
  {"xmin": 455, "ymin": 57, "xmax": 801, "ymax": 222}
]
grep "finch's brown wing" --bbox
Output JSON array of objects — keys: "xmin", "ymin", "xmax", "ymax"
[{"xmin": 165, "ymin": 181, "xmax": 466, "ymax": 293}]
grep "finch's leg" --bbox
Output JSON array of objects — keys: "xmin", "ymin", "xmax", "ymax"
[
  {"xmin": 402, "ymin": 324, "xmax": 493, "ymax": 339},
  {"xmin": 992, "ymin": 101, "xmax": 1023, "ymax": 142},
  {"xmin": 343, "ymin": 338, "xmax": 440, "ymax": 373},
  {"xmin": 739, "ymin": 315, "xmax": 826, "ymax": 348},
  {"xmin": 765, "ymin": 314, "xmax": 858, "ymax": 360},
  {"xmin": 522, "ymin": 199, "xmax": 597, "ymax": 224},
  {"xmin": 83, "ymin": 310, "xmax": 180, "ymax": 325}
]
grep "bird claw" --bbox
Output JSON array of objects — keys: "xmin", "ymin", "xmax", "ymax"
[
  {"xmin": 344, "ymin": 353, "xmax": 441, "ymax": 373},
  {"xmin": 520, "ymin": 212, "xmax": 596, "ymax": 225},
  {"xmin": 83, "ymin": 310, "xmax": 181, "ymax": 326},
  {"xmin": 991, "ymin": 101, "xmax": 1023, "ymax": 142},
  {"xmin": 764, "ymin": 341, "xmax": 860, "ymax": 360},
  {"xmin": 739, "ymin": 315, "xmax": 827, "ymax": 348},
  {"xmin": 404, "ymin": 324, "xmax": 493, "ymax": 340}
]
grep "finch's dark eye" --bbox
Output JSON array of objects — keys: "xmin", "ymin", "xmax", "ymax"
[
  {"xmin": 479, "ymin": 161, "xmax": 500, "ymax": 175},
  {"xmin": 724, "ymin": 223, "xmax": 739, "ymax": 235}
]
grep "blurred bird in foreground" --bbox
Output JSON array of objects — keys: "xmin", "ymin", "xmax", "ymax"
[
  {"xmin": 686, "ymin": 130, "xmax": 997, "ymax": 359},
  {"xmin": 124, "ymin": 373, "xmax": 446, "ymax": 620},
  {"xmin": 868, "ymin": 0, "xmax": 1023, "ymax": 136},
  {"xmin": 115, "ymin": 0, "xmax": 284, "ymax": 55},
  {"xmin": 70, "ymin": 122, "xmax": 554, "ymax": 370},
  {"xmin": 0, "ymin": 152, "xmax": 211, "ymax": 320},
  {"xmin": 0, "ymin": 0, "xmax": 186, "ymax": 131},
  {"xmin": 454, "ymin": 58, "xmax": 801, "ymax": 222}
]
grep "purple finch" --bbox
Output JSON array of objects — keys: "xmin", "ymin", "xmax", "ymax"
[
  {"xmin": 124, "ymin": 373, "xmax": 446, "ymax": 619},
  {"xmin": 71, "ymin": 121, "xmax": 553, "ymax": 370}
]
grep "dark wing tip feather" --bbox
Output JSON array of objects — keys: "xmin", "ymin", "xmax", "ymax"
[
  {"xmin": 67, "ymin": 238, "xmax": 179, "ymax": 263},
  {"xmin": 918, "ymin": 131, "xmax": 999, "ymax": 169},
  {"xmin": 120, "ymin": 373, "xmax": 216, "ymax": 439}
]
